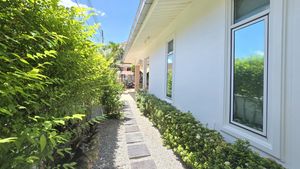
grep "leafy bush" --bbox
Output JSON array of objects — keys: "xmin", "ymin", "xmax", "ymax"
[
  {"xmin": 167, "ymin": 70, "xmax": 172, "ymax": 97},
  {"xmin": 136, "ymin": 92, "xmax": 284, "ymax": 169},
  {"xmin": 234, "ymin": 55, "xmax": 264, "ymax": 99},
  {"xmin": 0, "ymin": 0, "xmax": 122, "ymax": 168},
  {"xmin": 233, "ymin": 55, "xmax": 265, "ymax": 131}
]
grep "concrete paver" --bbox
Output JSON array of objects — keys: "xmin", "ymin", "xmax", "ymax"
[
  {"xmin": 131, "ymin": 159, "xmax": 157, "ymax": 169},
  {"xmin": 125, "ymin": 125, "xmax": 140, "ymax": 133},
  {"xmin": 127, "ymin": 144, "xmax": 151, "ymax": 159},
  {"xmin": 126, "ymin": 133, "xmax": 143, "ymax": 144}
]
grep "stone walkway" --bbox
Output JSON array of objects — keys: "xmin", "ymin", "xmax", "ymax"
[
  {"xmin": 123, "ymin": 99, "xmax": 156, "ymax": 169},
  {"xmin": 93, "ymin": 90, "xmax": 187, "ymax": 169}
]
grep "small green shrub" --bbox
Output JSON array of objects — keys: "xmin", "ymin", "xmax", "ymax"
[{"xmin": 136, "ymin": 91, "xmax": 284, "ymax": 169}]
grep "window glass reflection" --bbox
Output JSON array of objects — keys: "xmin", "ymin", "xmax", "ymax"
[
  {"xmin": 232, "ymin": 20, "xmax": 266, "ymax": 131},
  {"xmin": 167, "ymin": 54, "xmax": 173, "ymax": 98}
]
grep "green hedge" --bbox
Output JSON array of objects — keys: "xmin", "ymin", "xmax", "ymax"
[
  {"xmin": 136, "ymin": 92, "xmax": 284, "ymax": 169},
  {"xmin": 0, "ymin": 0, "xmax": 122, "ymax": 168}
]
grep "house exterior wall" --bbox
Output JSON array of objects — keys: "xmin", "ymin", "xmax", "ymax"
[
  {"xmin": 284, "ymin": 0, "xmax": 300, "ymax": 168},
  {"xmin": 148, "ymin": 45, "xmax": 167, "ymax": 99},
  {"xmin": 144, "ymin": 0, "xmax": 300, "ymax": 168},
  {"xmin": 149, "ymin": 0, "xmax": 225, "ymax": 129}
]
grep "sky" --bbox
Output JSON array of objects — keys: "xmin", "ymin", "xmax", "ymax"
[
  {"xmin": 59, "ymin": 0, "xmax": 263, "ymax": 57},
  {"xmin": 59, "ymin": 0, "xmax": 140, "ymax": 44},
  {"xmin": 234, "ymin": 20, "xmax": 265, "ymax": 58}
]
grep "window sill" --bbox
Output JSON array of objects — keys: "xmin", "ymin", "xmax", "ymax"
[
  {"xmin": 164, "ymin": 97, "xmax": 173, "ymax": 104},
  {"xmin": 221, "ymin": 124, "xmax": 280, "ymax": 159}
]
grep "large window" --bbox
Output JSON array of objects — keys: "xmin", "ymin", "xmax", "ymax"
[
  {"xmin": 230, "ymin": 0, "xmax": 269, "ymax": 135},
  {"xmin": 166, "ymin": 40, "xmax": 174, "ymax": 98}
]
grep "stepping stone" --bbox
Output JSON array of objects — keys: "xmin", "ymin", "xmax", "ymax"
[
  {"xmin": 125, "ymin": 125, "xmax": 140, "ymax": 133},
  {"xmin": 124, "ymin": 117, "xmax": 134, "ymax": 120},
  {"xmin": 125, "ymin": 112, "xmax": 133, "ymax": 115},
  {"xmin": 127, "ymin": 144, "xmax": 151, "ymax": 159},
  {"xmin": 123, "ymin": 107, "xmax": 131, "ymax": 112},
  {"xmin": 125, "ymin": 113, "xmax": 134, "ymax": 117},
  {"xmin": 123, "ymin": 110, "xmax": 131, "ymax": 113},
  {"xmin": 131, "ymin": 160, "xmax": 157, "ymax": 169},
  {"xmin": 123, "ymin": 107, "xmax": 131, "ymax": 111},
  {"xmin": 124, "ymin": 119, "xmax": 137, "ymax": 125},
  {"xmin": 125, "ymin": 115, "xmax": 135, "ymax": 119},
  {"xmin": 126, "ymin": 133, "xmax": 143, "ymax": 143}
]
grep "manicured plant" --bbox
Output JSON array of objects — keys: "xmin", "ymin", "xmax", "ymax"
[
  {"xmin": 235, "ymin": 55, "xmax": 264, "ymax": 99},
  {"xmin": 136, "ymin": 91, "xmax": 284, "ymax": 169},
  {"xmin": 0, "ymin": 0, "xmax": 122, "ymax": 168}
]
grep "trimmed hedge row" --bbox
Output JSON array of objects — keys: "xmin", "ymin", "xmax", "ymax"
[{"xmin": 136, "ymin": 92, "xmax": 284, "ymax": 169}]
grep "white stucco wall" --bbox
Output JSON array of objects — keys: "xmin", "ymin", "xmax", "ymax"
[
  {"xmin": 284, "ymin": 0, "xmax": 300, "ymax": 168},
  {"xmin": 145, "ymin": 0, "xmax": 300, "ymax": 168},
  {"xmin": 172, "ymin": 0, "xmax": 225, "ymax": 129},
  {"xmin": 148, "ymin": 45, "xmax": 166, "ymax": 99}
]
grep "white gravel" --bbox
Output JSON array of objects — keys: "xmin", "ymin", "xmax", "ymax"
[
  {"xmin": 92, "ymin": 119, "xmax": 130, "ymax": 169},
  {"xmin": 93, "ymin": 90, "xmax": 188, "ymax": 169},
  {"xmin": 123, "ymin": 91, "xmax": 188, "ymax": 169}
]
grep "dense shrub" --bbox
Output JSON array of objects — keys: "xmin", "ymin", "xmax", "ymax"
[
  {"xmin": 136, "ymin": 92, "xmax": 284, "ymax": 169},
  {"xmin": 0, "ymin": 0, "xmax": 122, "ymax": 168},
  {"xmin": 234, "ymin": 55, "xmax": 264, "ymax": 99}
]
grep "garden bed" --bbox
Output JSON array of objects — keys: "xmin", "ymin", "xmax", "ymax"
[{"xmin": 136, "ymin": 91, "xmax": 284, "ymax": 169}]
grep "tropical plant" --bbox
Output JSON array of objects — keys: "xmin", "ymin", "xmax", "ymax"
[
  {"xmin": 0, "ymin": 0, "xmax": 122, "ymax": 168},
  {"xmin": 101, "ymin": 42, "xmax": 125, "ymax": 65}
]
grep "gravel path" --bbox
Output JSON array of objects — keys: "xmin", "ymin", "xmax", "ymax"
[
  {"xmin": 93, "ymin": 90, "xmax": 187, "ymax": 169},
  {"xmin": 92, "ymin": 120, "xmax": 130, "ymax": 169}
]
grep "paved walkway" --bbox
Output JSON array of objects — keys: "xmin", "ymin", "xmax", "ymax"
[{"xmin": 93, "ymin": 90, "xmax": 187, "ymax": 169}]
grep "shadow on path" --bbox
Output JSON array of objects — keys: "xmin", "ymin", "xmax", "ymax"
[{"xmin": 92, "ymin": 119, "xmax": 122, "ymax": 169}]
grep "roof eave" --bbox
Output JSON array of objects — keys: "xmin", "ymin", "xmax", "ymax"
[{"xmin": 123, "ymin": 0, "xmax": 154, "ymax": 63}]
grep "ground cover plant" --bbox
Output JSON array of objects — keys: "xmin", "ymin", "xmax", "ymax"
[
  {"xmin": 0, "ymin": 0, "xmax": 122, "ymax": 168},
  {"xmin": 136, "ymin": 91, "xmax": 284, "ymax": 169}
]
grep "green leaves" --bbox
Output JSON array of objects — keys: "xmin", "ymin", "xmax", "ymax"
[
  {"xmin": 234, "ymin": 55, "xmax": 264, "ymax": 98},
  {"xmin": 137, "ymin": 92, "xmax": 284, "ymax": 169},
  {"xmin": 39, "ymin": 135, "xmax": 47, "ymax": 152},
  {"xmin": 0, "ymin": 137, "xmax": 17, "ymax": 144},
  {"xmin": 62, "ymin": 162, "xmax": 77, "ymax": 169},
  {"xmin": 71, "ymin": 114, "xmax": 85, "ymax": 120},
  {"xmin": 20, "ymin": 58, "xmax": 30, "ymax": 65},
  {"xmin": 0, "ymin": 0, "xmax": 121, "ymax": 168},
  {"xmin": 0, "ymin": 108, "xmax": 12, "ymax": 116}
]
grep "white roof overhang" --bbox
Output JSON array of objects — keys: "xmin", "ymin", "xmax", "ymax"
[{"xmin": 124, "ymin": 0, "xmax": 193, "ymax": 64}]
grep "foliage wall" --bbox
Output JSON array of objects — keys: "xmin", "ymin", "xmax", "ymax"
[
  {"xmin": 233, "ymin": 55, "xmax": 264, "ymax": 130},
  {"xmin": 234, "ymin": 55, "xmax": 264, "ymax": 99},
  {"xmin": 0, "ymin": 0, "xmax": 122, "ymax": 168}
]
